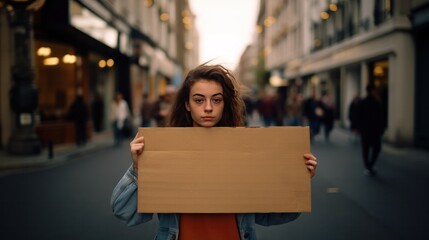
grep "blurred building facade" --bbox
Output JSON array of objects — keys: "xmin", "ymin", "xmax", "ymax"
[
  {"xmin": 0, "ymin": 0, "xmax": 199, "ymax": 149},
  {"xmin": 234, "ymin": 44, "xmax": 258, "ymax": 90},
  {"xmin": 240, "ymin": 0, "xmax": 429, "ymax": 148}
]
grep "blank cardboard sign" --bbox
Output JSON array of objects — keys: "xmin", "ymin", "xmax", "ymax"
[{"xmin": 137, "ymin": 127, "xmax": 311, "ymax": 213}]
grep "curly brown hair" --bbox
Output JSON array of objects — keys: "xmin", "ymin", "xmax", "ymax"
[{"xmin": 168, "ymin": 64, "xmax": 245, "ymax": 127}]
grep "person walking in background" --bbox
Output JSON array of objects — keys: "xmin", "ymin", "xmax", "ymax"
[
  {"xmin": 357, "ymin": 84, "xmax": 386, "ymax": 176},
  {"xmin": 348, "ymin": 94, "xmax": 361, "ymax": 134},
  {"xmin": 110, "ymin": 92, "xmax": 130, "ymax": 146},
  {"xmin": 69, "ymin": 91, "xmax": 89, "ymax": 146},
  {"xmin": 258, "ymin": 92, "xmax": 278, "ymax": 126},
  {"xmin": 285, "ymin": 90, "xmax": 303, "ymax": 126},
  {"xmin": 153, "ymin": 85, "xmax": 176, "ymax": 127},
  {"xmin": 274, "ymin": 92, "xmax": 285, "ymax": 126},
  {"xmin": 139, "ymin": 93, "xmax": 153, "ymax": 127},
  {"xmin": 303, "ymin": 88, "xmax": 323, "ymax": 141},
  {"xmin": 91, "ymin": 93, "xmax": 104, "ymax": 132},
  {"xmin": 321, "ymin": 90, "xmax": 335, "ymax": 142},
  {"xmin": 110, "ymin": 63, "xmax": 318, "ymax": 240}
]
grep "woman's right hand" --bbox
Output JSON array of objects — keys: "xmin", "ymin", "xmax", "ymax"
[{"xmin": 130, "ymin": 135, "xmax": 145, "ymax": 171}]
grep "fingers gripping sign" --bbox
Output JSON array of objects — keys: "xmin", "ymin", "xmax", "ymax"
[
  {"xmin": 130, "ymin": 132, "xmax": 145, "ymax": 171},
  {"xmin": 303, "ymin": 153, "xmax": 318, "ymax": 178}
]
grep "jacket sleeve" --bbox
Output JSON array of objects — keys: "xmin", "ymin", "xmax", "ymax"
[
  {"xmin": 255, "ymin": 213, "xmax": 301, "ymax": 226},
  {"xmin": 110, "ymin": 165, "xmax": 154, "ymax": 226}
]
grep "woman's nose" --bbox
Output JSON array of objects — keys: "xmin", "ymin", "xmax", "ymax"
[{"xmin": 204, "ymin": 102, "xmax": 213, "ymax": 112}]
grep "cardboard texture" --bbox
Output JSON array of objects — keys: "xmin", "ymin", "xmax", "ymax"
[{"xmin": 137, "ymin": 127, "xmax": 311, "ymax": 213}]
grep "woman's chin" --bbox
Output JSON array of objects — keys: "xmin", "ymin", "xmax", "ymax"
[{"xmin": 196, "ymin": 121, "xmax": 217, "ymax": 128}]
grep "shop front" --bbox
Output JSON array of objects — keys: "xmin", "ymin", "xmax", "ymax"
[
  {"xmin": 33, "ymin": 39, "xmax": 117, "ymax": 146},
  {"xmin": 32, "ymin": 0, "xmax": 130, "ymax": 146}
]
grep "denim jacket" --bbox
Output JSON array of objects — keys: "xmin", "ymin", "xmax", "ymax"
[{"xmin": 111, "ymin": 166, "xmax": 301, "ymax": 240}]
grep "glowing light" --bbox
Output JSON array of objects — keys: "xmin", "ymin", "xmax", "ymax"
[
  {"xmin": 320, "ymin": 11, "xmax": 330, "ymax": 20},
  {"xmin": 182, "ymin": 16, "xmax": 191, "ymax": 25},
  {"xmin": 106, "ymin": 59, "xmax": 114, "ymax": 67},
  {"xmin": 311, "ymin": 75, "xmax": 320, "ymax": 85},
  {"xmin": 374, "ymin": 66, "xmax": 384, "ymax": 76},
  {"xmin": 329, "ymin": 4, "xmax": 338, "ymax": 12},
  {"xmin": 62, "ymin": 54, "xmax": 77, "ymax": 64},
  {"xmin": 182, "ymin": 16, "xmax": 192, "ymax": 29},
  {"xmin": 37, "ymin": 47, "xmax": 51, "ymax": 57},
  {"xmin": 98, "ymin": 60, "xmax": 106, "ymax": 68},
  {"xmin": 269, "ymin": 74, "xmax": 287, "ymax": 87},
  {"xmin": 160, "ymin": 13, "xmax": 169, "ymax": 22},
  {"xmin": 143, "ymin": 0, "xmax": 153, "ymax": 7},
  {"xmin": 43, "ymin": 57, "xmax": 59, "ymax": 66},
  {"xmin": 264, "ymin": 16, "xmax": 276, "ymax": 27}
]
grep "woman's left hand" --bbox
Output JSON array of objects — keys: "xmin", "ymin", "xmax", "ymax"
[{"xmin": 303, "ymin": 153, "xmax": 317, "ymax": 178}]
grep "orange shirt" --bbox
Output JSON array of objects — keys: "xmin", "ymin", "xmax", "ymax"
[{"xmin": 179, "ymin": 214, "xmax": 240, "ymax": 240}]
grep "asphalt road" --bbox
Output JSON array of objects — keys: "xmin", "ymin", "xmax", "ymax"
[
  {"xmin": 1, "ymin": 129, "xmax": 428, "ymax": 240},
  {"xmin": 0, "ymin": 143, "xmax": 157, "ymax": 240}
]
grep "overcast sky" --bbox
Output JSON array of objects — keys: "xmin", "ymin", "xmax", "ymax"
[{"xmin": 188, "ymin": 0, "xmax": 259, "ymax": 70}]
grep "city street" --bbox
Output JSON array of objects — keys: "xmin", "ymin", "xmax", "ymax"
[
  {"xmin": 1, "ymin": 128, "xmax": 428, "ymax": 240},
  {"xmin": 1, "ymin": 1, "xmax": 428, "ymax": 239}
]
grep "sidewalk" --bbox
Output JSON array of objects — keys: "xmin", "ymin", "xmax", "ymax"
[
  {"xmin": 1, "ymin": 126, "xmax": 426, "ymax": 172},
  {"xmin": 0, "ymin": 131, "xmax": 115, "ymax": 175}
]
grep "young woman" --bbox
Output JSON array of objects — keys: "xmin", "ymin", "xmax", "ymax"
[{"xmin": 111, "ymin": 64, "xmax": 318, "ymax": 240}]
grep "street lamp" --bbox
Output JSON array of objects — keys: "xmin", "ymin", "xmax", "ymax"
[{"xmin": 2, "ymin": 0, "xmax": 45, "ymax": 155}]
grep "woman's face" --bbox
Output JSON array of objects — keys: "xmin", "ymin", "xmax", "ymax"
[{"xmin": 186, "ymin": 79, "xmax": 224, "ymax": 127}]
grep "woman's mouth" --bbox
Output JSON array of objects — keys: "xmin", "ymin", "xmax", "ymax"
[{"xmin": 202, "ymin": 116, "xmax": 214, "ymax": 121}]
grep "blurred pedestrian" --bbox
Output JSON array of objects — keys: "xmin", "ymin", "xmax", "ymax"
[
  {"xmin": 357, "ymin": 84, "xmax": 386, "ymax": 176},
  {"xmin": 153, "ymin": 85, "xmax": 175, "ymax": 127},
  {"xmin": 258, "ymin": 93, "xmax": 277, "ymax": 126},
  {"xmin": 303, "ymin": 89, "xmax": 323, "ymax": 141},
  {"xmin": 321, "ymin": 90, "xmax": 335, "ymax": 141},
  {"xmin": 69, "ymin": 92, "xmax": 89, "ymax": 146},
  {"xmin": 110, "ymin": 92, "xmax": 130, "ymax": 146},
  {"xmin": 111, "ymin": 63, "xmax": 318, "ymax": 240},
  {"xmin": 274, "ymin": 89, "xmax": 286, "ymax": 126},
  {"xmin": 140, "ymin": 93, "xmax": 153, "ymax": 127},
  {"xmin": 348, "ymin": 94, "xmax": 361, "ymax": 134},
  {"xmin": 91, "ymin": 93, "xmax": 104, "ymax": 132},
  {"xmin": 285, "ymin": 90, "xmax": 303, "ymax": 126}
]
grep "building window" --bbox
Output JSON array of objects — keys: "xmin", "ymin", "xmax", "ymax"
[{"xmin": 374, "ymin": 0, "xmax": 394, "ymax": 25}]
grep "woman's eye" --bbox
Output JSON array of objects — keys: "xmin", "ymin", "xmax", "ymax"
[
  {"xmin": 212, "ymin": 98, "xmax": 223, "ymax": 104},
  {"xmin": 194, "ymin": 98, "xmax": 204, "ymax": 104}
]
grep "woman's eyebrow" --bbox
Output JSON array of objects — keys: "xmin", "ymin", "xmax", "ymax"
[
  {"xmin": 191, "ymin": 93, "xmax": 223, "ymax": 97},
  {"xmin": 212, "ymin": 93, "xmax": 223, "ymax": 97}
]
